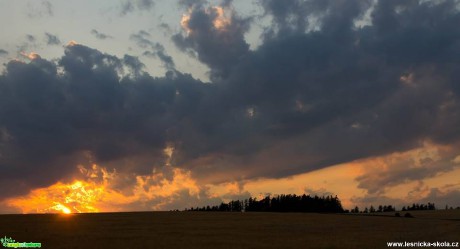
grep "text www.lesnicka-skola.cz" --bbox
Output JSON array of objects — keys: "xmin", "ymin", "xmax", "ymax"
[{"xmin": 387, "ymin": 241, "xmax": 459, "ymax": 247}]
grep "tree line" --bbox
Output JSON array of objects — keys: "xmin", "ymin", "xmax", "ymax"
[
  {"xmin": 350, "ymin": 205, "xmax": 396, "ymax": 213},
  {"xmin": 349, "ymin": 202, "xmax": 437, "ymax": 213},
  {"xmin": 401, "ymin": 203, "xmax": 435, "ymax": 211},
  {"xmin": 185, "ymin": 194, "xmax": 344, "ymax": 213},
  {"xmin": 182, "ymin": 194, "xmax": 447, "ymax": 214}
]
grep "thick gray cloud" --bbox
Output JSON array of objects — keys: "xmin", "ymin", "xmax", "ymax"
[
  {"xmin": 172, "ymin": 2, "xmax": 251, "ymax": 80},
  {"xmin": 0, "ymin": 44, "xmax": 199, "ymax": 199},
  {"xmin": 169, "ymin": 0, "xmax": 460, "ymax": 182},
  {"xmin": 1, "ymin": 0, "xmax": 460, "ymax": 203}
]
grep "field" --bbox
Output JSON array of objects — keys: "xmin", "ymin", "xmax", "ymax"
[{"xmin": 0, "ymin": 210, "xmax": 459, "ymax": 249}]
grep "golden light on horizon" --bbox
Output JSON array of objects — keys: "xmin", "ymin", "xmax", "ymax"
[
  {"xmin": 5, "ymin": 179, "xmax": 104, "ymax": 214},
  {"xmin": 4, "ymin": 164, "xmax": 203, "ymax": 213},
  {"xmin": 52, "ymin": 202, "xmax": 72, "ymax": 214},
  {"xmin": 3, "ymin": 141, "xmax": 458, "ymax": 213}
]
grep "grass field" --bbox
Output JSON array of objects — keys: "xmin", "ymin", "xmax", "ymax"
[{"xmin": 1, "ymin": 210, "xmax": 459, "ymax": 249}]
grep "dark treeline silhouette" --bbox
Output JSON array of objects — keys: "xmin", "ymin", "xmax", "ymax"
[
  {"xmin": 445, "ymin": 205, "xmax": 460, "ymax": 210},
  {"xmin": 348, "ymin": 202, "xmax": 436, "ymax": 214},
  {"xmin": 401, "ymin": 203, "xmax": 435, "ymax": 211},
  {"xmin": 350, "ymin": 205, "xmax": 396, "ymax": 213},
  {"xmin": 185, "ymin": 194, "xmax": 344, "ymax": 213}
]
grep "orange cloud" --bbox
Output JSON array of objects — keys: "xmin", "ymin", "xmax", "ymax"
[
  {"xmin": 180, "ymin": 5, "xmax": 232, "ymax": 35},
  {"xmin": 4, "ymin": 164, "xmax": 201, "ymax": 214},
  {"xmin": 5, "ymin": 180, "xmax": 104, "ymax": 214},
  {"xmin": 20, "ymin": 51, "xmax": 41, "ymax": 60},
  {"xmin": 211, "ymin": 6, "xmax": 231, "ymax": 31},
  {"xmin": 4, "ymin": 141, "xmax": 459, "ymax": 213},
  {"xmin": 66, "ymin": 40, "xmax": 79, "ymax": 47}
]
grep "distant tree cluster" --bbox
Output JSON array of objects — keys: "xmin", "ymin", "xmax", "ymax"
[
  {"xmin": 185, "ymin": 194, "xmax": 344, "ymax": 213},
  {"xmin": 445, "ymin": 205, "xmax": 460, "ymax": 210},
  {"xmin": 187, "ymin": 200, "xmax": 244, "ymax": 212},
  {"xmin": 401, "ymin": 203, "xmax": 435, "ymax": 211},
  {"xmin": 350, "ymin": 205, "xmax": 396, "ymax": 213}
]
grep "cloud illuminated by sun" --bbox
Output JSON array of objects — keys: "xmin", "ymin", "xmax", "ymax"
[
  {"xmin": 5, "ymin": 179, "xmax": 105, "ymax": 214},
  {"xmin": 180, "ymin": 12, "xmax": 192, "ymax": 35},
  {"xmin": 66, "ymin": 40, "xmax": 79, "ymax": 47},
  {"xmin": 212, "ymin": 6, "xmax": 231, "ymax": 30},
  {"xmin": 4, "ymin": 164, "xmax": 202, "ymax": 214},
  {"xmin": 181, "ymin": 6, "xmax": 232, "ymax": 35},
  {"xmin": 20, "ymin": 51, "xmax": 41, "ymax": 60}
]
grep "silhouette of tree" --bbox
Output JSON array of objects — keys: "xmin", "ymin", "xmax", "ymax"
[
  {"xmin": 369, "ymin": 205, "xmax": 376, "ymax": 213},
  {"xmin": 405, "ymin": 202, "xmax": 435, "ymax": 211},
  {"xmin": 185, "ymin": 194, "xmax": 344, "ymax": 213},
  {"xmin": 352, "ymin": 206, "xmax": 359, "ymax": 213}
]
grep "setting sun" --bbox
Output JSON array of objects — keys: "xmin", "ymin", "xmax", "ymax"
[
  {"xmin": 4, "ymin": 177, "xmax": 105, "ymax": 214},
  {"xmin": 62, "ymin": 207, "xmax": 71, "ymax": 214}
]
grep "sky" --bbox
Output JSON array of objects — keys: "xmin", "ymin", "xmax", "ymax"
[{"xmin": 1, "ymin": 0, "xmax": 460, "ymax": 214}]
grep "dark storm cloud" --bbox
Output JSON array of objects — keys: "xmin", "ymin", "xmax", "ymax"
[
  {"xmin": 91, "ymin": 29, "xmax": 113, "ymax": 40},
  {"xmin": 169, "ymin": 0, "xmax": 460, "ymax": 182},
  {"xmin": 0, "ymin": 43, "xmax": 203, "ymax": 199},
  {"xmin": 2, "ymin": 0, "xmax": 460, "ymax": 200},
  {"xmin": 120, "ymin": 0, "xmax": 155, "ymax": 15},
  {"xmin": 44, "ymin": 32, "xmax": 61, "ymax": 46},
  {"xmin": 260, "ymin": 0, "xmax": 371, "ymax": 38},
  {"xmin": 172, "ymin": 2, "xmax": 251, "ymax": 80}
]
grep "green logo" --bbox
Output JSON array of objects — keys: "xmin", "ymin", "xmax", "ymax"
[{"xmin": 1, "ymin": 236, "xmax": 41, "ymax": 248}]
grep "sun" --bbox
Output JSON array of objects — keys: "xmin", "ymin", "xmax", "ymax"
[
  {"xmin": 52, "ymin": 202, "xmax": 73, "ymax": 214},
  {"xmin": 62, "ymin": 207, "xmax": 72, "ymax": 214}
]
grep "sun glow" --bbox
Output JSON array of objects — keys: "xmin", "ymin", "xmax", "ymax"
[
  {"xmin": 53, "ymin": 203, "xmax": 72, "ymax": 214},
  {"xmin": 5, "ymin": 179, "xmax": 105, "ymax": 214},
  {"xmin": 4, "ymin": 164, "xmax": 203, "ymax": 213}
]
